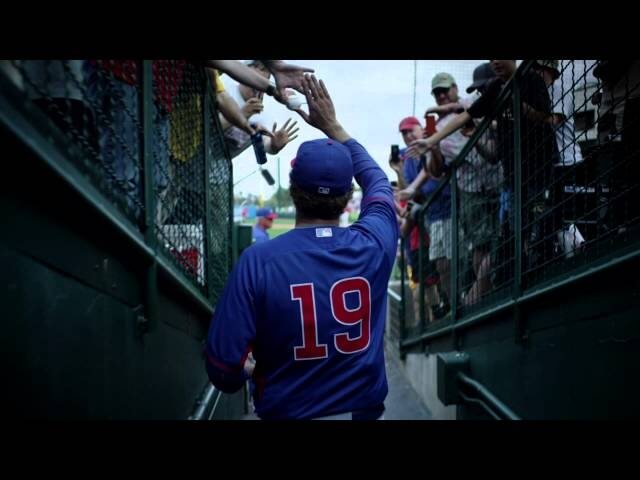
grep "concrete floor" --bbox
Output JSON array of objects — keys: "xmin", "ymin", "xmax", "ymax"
[{"xmin": 382, "ymin": 347, "xmax": 432, "ymax": 420}]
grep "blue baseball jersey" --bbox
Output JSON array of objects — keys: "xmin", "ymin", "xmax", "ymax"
[{"xmin": 205, "ymin": 138, "xmax": 398, "ymax": 419}]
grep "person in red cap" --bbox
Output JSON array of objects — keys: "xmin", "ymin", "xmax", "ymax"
[
  {"xmin": 252, "ymin": 207, "xmax": 278, "ymax": 243},
  {"xmin": 393, "ymin": 116, "xmax": 450, "ymax": 325}
]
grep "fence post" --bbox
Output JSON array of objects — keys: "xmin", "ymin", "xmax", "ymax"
[
  {"xmin": 450, "ymin": 169, "xmax": 459, "ymax": 322},
  {"xmin": 512, "ymin": 71, "xmax": 524, "ymax": 342},
  {"xmin": 203, "ymin": 70, "xmax": 214, "ymax": 301},
  {"xmin": 142, "ymin": 60, "xmax": 158, "ymax": 332}
]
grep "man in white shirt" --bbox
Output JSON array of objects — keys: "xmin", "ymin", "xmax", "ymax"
[
  {"xmin": 533, "ymin": 60, "xmax": 586, "ymax": 256},
  {"xmin": 408, "ymin": 69, "xmax": 503, "ymax": 306},
  {"xmin": 533, "ymin": 60, "xmax": 583, "ymax": 166}
]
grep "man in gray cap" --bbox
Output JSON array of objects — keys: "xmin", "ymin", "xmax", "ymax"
[
  {"xmin": 404, "ymin": 65, "xmax": 503, "ymax": 306},
  {"xmin": 427, "ymin": 72, "xmax": 465, "ymax": 118},
  {"xmin": 399, "ymin": 72, "xmax": 471, "ymax": 306},
  {"xmin": 422, "ymin": 72, "xmax": 463, "ymax": 304}
]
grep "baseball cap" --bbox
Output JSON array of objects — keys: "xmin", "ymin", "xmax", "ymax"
[
  {"xmin": 535, "ymin": 60, "xmax": 560, "ymax": 80},
  {"xmin": 466, "ymin": 62, "xmax": 496, "ymax": 93},
  {"xmin": 398, "ymin": 116, "xmax": 422, "ymax": 132},
  {"xmin": 431, "ymin": 72, "xmax": 456, "ymax": 92},
  {"xmin": 256, "ymin": 207, "xmax": 278, "ymax": 220},
  {"xmin": 289, "ymin": 139, "xmax": 353, "ymax": 197}
]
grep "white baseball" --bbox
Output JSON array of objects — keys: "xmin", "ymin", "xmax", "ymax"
[{"xmin": 286, "ymin": 94, "xmax": 305, "ymax": 110}]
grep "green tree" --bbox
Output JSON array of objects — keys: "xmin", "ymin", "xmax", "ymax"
[{"xmin": 268, "ymin": 186, "xmax": 292, "ymax": 209}]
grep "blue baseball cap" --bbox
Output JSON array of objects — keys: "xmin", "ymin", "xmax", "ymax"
[
  {"xmin": 289, "ymin": 139, "xmax": 353, "ymax": 196},
  {"xmin": 256, "ymin": 207, "xmax": 277, "ymax": 219}
]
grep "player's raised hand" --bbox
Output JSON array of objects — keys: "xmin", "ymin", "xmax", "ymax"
[
  {"xmin": 293, "ymin": 75, "xmax": 350, "ymax": 142},
  {"xmin": 268, "ymin": 60, "xmax": 315, "ymax": 99}
]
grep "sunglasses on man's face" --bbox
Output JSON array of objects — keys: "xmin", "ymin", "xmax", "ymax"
[{"xmin": 432, "ymin": 87, "xmax": 450, "ymax": 97}]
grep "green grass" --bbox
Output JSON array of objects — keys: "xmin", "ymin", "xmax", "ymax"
[{"xmin": 269, "ymin": 218, "xmax": 296, "ymax": 238}]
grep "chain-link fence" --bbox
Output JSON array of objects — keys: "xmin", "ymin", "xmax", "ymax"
[
  {"xmin": 0, "ymin": 59, "xmax": 233, "ymax": 302},
  {"xmin": 399, "ymin": 60, "xmax": 640, "ymax": 341}
]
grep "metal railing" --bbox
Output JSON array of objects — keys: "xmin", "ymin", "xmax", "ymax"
[
  {"xmin": 189, "ymin": 384, "xmax": 223, "ymax": 420},
  {"xmin": 457, "ymin": 372, "xmax": 521, "ymax": 420},
  {"xmin": 395, "ymin": 60, "xmax": 640, "ymax": 349}
]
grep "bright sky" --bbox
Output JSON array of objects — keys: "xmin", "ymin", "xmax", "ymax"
[{"xmin": 231, "ymin": 60, "xmax": 486, "ymax": 201}]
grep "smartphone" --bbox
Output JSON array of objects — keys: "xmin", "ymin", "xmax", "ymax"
[
  {"xmin": 425, "ymin": 115, "xmax": 437, "ymax": 137},
  {"xmin": 390, "ymin": 144, "xmax": 400, "ymax": 164}
]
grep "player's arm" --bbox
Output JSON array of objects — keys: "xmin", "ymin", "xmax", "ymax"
[
  {"xmin": 204, "ymin": 252, "xmax": 257, "ymax": 393},
  {"xmin": 294, "ymin": 74, "xmax": 398, "ymax": 254},
  {"xmin": 347, "ymin": 136, "xmax": 399, "ymax": 264},
  {"xmin": 293, "ymin": 74, "xmax": 393, "ymax": 210}
]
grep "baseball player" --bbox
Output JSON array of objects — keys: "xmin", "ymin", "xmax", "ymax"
[
  {"xmin": 252, "ymin": 207, "xmax": 278, "ymax": 244},
  {"xmin": 205, "ymin": 74, "xmax": 398, "ymax": 420}
]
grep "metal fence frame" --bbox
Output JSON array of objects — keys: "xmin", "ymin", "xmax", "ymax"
[
  {"xmin": 395, "ymin": 60, "xmax": 640, "ymax": 351},
  {"xmin": 0, "ymin": 60, "xmax": 234, "ymax": 321}
]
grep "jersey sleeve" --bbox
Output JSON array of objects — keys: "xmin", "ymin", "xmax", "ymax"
[
  {"xmin": 343, "ymin": 138, "xmax": 399, "ymax": 266},
  {"xmin": 204, "ymin": 250, "xmax": 258, "ymax": 393}
]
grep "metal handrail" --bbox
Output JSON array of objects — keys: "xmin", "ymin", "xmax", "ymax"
[
  {"xmin": 189, "ymin": 384, "xmax": 222, "ymax": 420},
  {"xmin": 387, "ymin": 288, "xmax": 402, "ymax": 302},
  {"xmin": 457, "ymin": 371, "xmax": 521, "ymax": 420},
  {"xmin": 400, "ymin": 243, "xmax": 640, "ymax": 349}
]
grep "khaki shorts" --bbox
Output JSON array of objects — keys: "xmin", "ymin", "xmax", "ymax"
[
  {"xmin": 460, "ymin": 190, "xmax": 500, "ymax": 251},
  {"xmin": 429, "ymin": 218, "xmax": 452, "ymax": 260}
]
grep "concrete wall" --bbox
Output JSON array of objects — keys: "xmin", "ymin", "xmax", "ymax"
[
  {"xmin": 403, "ymin": 353, "xmax": 456, "ymax": 420},
  {"xmin": 387, "ymin": 282, "xmax": 456, "ymax": 420}
]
